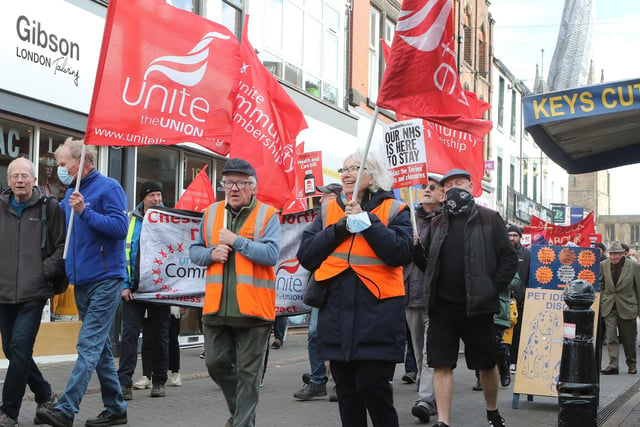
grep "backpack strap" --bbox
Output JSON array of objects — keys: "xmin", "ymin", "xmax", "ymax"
[{"xmin": 40, "ymin": 195, "xmax": 53, "ymax": 252}]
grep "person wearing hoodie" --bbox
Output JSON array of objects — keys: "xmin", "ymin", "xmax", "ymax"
[
  {"xmin": 297, "ymin": 150, "xmax": 412, "ymax": 427},
  {"xmin": 117, "ymin": 181, "xmax": 170, "ymax": 400}
]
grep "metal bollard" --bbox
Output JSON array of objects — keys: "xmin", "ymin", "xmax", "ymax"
[{"xmin": 557, "ymin": 279, "xmax": 598, "ymax": 427}]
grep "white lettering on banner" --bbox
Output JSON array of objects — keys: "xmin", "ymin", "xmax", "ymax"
[
  {"xmin": 275, "ymin": 211, "xmax": 317, "ymax": 316},
  {"xmin": 233, "ymin": 81, "xmax": 295, "ymax": 173}
]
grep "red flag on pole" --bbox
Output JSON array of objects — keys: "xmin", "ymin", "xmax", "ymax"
[
  {"xmin": 229, "ymin": 17, "xmax": 308, "ymax": 211},
  {"xmin": 85, "ymin": 0, "xmax": 241, "ymax": 155},
  {"xmin": 174, "ymin": 165, "xmax": 216, "ymax": 212},
  {"xmin": 377, "ymin": 0, "xmax": 492, "ymax": 139}
]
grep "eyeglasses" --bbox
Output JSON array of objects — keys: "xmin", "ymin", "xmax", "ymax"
[
  {"xmin": 421, "ymin": 184, "xmax": 438, "ymax": 190},
  {"xmin": 338, "ymin": 166, "xmax": 365, "ymax": 175},
  {"xmin": 221, "ymin": 180, "xmax": 251, "ymax": 189},
  {"xmin": 9, "ymin": 173, "xmax": 32, "ymax": 180}
]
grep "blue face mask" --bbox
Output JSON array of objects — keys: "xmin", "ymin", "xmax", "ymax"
[{"xmin": 57, "ymin": 167, "xmax": 74, "ymax": 186}]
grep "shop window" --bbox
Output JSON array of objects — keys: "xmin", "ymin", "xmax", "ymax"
[
  {"xmin": 136, "ymin": 146, "xmax": 178, "ymax": 207},
  {"xmin": 258, "ymin": 0, "xmax": 344, "ymax": 106},
  {"xmin": 38, "ymin": 128, "xmax": 76, "ymax": 201},
  {"xmin": 0, "ymin": 117, "xmax": 33, "ymax": 193}
]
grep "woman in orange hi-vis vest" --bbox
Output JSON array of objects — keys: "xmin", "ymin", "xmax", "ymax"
[{"xmin": 297, "ymin": 150, "xmax": 413, "ymax": 427}]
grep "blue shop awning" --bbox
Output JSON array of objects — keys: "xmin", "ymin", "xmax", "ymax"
[{"xmin": 523, "ymin": 78, "xmax": 640, "ymax": 174}]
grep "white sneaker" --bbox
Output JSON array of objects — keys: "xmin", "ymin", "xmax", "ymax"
[
  {"xmin": 133, "ymin": 375, "xmax": 151, "ymax": 390},
  {"xmin": 169, "ymin": 372, "xmax": 182, "ymax": 387}
]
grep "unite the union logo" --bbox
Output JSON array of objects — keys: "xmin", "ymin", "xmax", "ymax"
[
  {"xmin": 396, "ymin": 0, "xmax": 452, "ymax": 52},
  {"xmin": 143, "ymin": 32, "xmax": 231, "ymax": 86}
]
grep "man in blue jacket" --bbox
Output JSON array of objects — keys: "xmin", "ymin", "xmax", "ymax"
[{"xmin": 37, "ymin": 138, "xmax": 129, "ymax": 427}]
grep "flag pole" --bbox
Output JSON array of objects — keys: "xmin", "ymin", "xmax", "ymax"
[
  {"xmin": 62, "ymin": 143, "xmax": 87, "ymax": 259},
  {"xmin": 407, "ymin": 187, "xmax": 417, "ymax": 238},
  {"xmin": 353, "ymin": 106, "xmax": 380, "ymax": 202}
]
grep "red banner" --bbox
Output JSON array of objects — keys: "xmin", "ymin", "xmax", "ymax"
[
  {"xmin": 85, "ymin": 0, "xmax": 240, "ymax": 154},
  {"xmin": 174, "ymin": 165, "xmax": 216, "ymax": 212},
  {"xmin": 402, "ymin": 116, "xmax": 484, "ymax": 197},
  {"xmin": 229, "ymin": 17, "xmax": 308, "ymax": 212},
  {"xmin": 376, "ymin": 1, "xmax": 492, "ymax": 139},
  {"xmin": 525, "ymin": 212, "xmax": 595, "ymax": 247}
]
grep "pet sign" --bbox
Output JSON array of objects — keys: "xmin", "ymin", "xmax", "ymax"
[{"xmin": 512, "ymin": 245, "xmax": 600, "ymax": 405}]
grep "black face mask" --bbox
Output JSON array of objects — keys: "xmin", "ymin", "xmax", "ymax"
[{"xmin": 444, "ymin": 187, "xmax": 474, "ymax": 215}]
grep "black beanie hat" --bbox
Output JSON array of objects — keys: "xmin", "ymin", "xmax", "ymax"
[
  {"xmin": 139, "ymin": 181, "xmax": 163, "ymax": 201},
  {"xmin": 507, "ymin": 224, "xmax": 523, "ymax": 237}
]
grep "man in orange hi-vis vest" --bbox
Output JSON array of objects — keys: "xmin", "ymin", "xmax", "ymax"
[{"xmin": 189, "ymin": 158, "xmax": 280, "ymax": 427}]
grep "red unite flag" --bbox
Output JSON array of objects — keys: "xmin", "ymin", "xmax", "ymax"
[
  {"xmin": 229, "ymin": 17, "xmax": 308, "ymax": 212},
  {"xmin": 377, "ymin": 0, "xmax": 492, "ymax": 139},
  {"xmin": 174, "ymin": 165, "xmax": 216, "ymax": 212},
  {"xmin": 85, "ymin": 0, "xmax": 241, "ymax": 154}
]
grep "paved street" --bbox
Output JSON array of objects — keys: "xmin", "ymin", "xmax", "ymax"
[{"xmin": 5, "ymin": 328, "xmax": 640, "ymax": 426}]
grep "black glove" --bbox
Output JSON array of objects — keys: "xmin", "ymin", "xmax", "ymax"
[{"xmin": 333, "ymin": 217, "xmax": 349, "ymax": 240}]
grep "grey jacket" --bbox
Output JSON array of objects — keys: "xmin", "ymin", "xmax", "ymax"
[
  {"xmin": 404, "ymin": 206, "xmax": 439, "ymax": 308},
  {"xmin": 0, "ymin": 187, "xmax": 66, "ymax": 303}
]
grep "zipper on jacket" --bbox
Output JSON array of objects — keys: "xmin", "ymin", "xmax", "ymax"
[
  {"xmin": 101, "ymin": 243, "xmax": 107, "ymax": 269},
  {"xmin": 14, "ymin": 219, "xmax": 20, "ymax": 303}
]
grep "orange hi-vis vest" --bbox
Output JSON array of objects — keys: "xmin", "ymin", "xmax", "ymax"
[
  {"xmin": 314, "ymin": 198, "xmax": 406, "ymax": 299},
  {"xmin": 202, "ymin": 201, "xmax": 278, "ymax": 321}
]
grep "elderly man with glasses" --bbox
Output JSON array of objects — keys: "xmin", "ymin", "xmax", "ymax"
[{"xmin": 190, "ymin": 158, "xmax": 281, "ymax": 427}]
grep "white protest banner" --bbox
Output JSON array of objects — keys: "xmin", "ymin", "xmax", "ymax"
[
  {"xmin": 135, "ymin": 207, "xmax": 205, "ymax": 307},
  {"xmin": 383, "ymin": 119, "xmax": 427, "ymax": 189},
  {"xmin": 275, "ymin": 210, "xmax": 318, "ymax": 316}
]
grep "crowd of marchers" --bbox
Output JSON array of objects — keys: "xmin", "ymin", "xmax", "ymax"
[{"xmin": 1, "ymin": 142, "xmax": 636, "ymax": 427}]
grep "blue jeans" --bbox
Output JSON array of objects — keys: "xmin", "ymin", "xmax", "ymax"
[
  {"xmin": 56, "ymin": 279, "xmax": 127, "ymax": 418},
  {"xmin": 0, "ymin": 299, "xmax": 52, "ymax": 419},
  {"xmin": 308, "ymin": 308, "xmax": 327, "ymax": 384},
  {"xmin": 118, "ymin": 300, "xmax": 169, "ymax": 387}
]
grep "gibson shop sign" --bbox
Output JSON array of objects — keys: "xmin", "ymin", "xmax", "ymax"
[{"xmin": 1, "ymin": 0, "xmax": 104, "ymax": 113}]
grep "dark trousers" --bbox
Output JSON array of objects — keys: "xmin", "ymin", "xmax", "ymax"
[
  {"xmin": 117, "ymin": 301, "xmax": 170, "ymax": 387},
  {"xmin": 331, "ymin": 360, "xmax": 399, "ymax": 427},
  {"xmin": 0, "ymin": 300, "xmax": 52, "ymax": 419},
  {"xmin": 273, "ymin": 316, "xmax": 287, "ymax": 341},
  {"xmin": 143, "ymin": 313, "xmax": 180, "ymax": 374}
]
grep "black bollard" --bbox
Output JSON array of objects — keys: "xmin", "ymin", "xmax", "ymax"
[{"xmin": 557, "ymin": 279, "xmax": 598, "ymax": 427}]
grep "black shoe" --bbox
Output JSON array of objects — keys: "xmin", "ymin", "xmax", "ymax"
[
  {"xmin": 487, "ymin": 411, "xmax": 506, "ymax": 427},
  {"xmin": 85, "ymin": 410, "xmax": 128, "ymax": 427},
  {"xmin": 121, "ymin": 386, "xmax": 133, "ymax": 401},
  {"xmin": 433, "ymin": 422, "xmax": 450, "ymax": 427},
  {"xmin": 498, "ymin": 356, "xmax": 511, "ymax": 387},
  {"xmin": 150, "ymin": 383, "xmax": 166, "ymax": 397},
  {"xmin": 411, "ymin": 403, "xmax": 430, "ymax": 423},
  {"xmin": 35, "ymin": 408, "xmax": 73, "ymax": 427},
  {"xmin": 34, "ymin": 392, "xmax": 58, "ymax": 424},
  {"xmin": 472, "ymin": 379, "xmax": 483, "ymax": 391}
]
